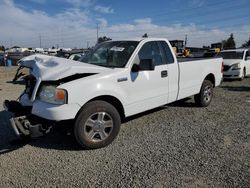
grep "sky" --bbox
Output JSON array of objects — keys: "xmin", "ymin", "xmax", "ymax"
[{"xmin": 0, "ymin": 0, "xmax": 249, "ymax": 48}]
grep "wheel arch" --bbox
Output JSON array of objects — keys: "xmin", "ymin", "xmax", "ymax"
[
  {"xmin": 204, "ymin": 73, "xmax": 215, "ymax": 87},
  {"xmin": 78, "ymin": 95, "xmax": 126, "ymax": 121}
]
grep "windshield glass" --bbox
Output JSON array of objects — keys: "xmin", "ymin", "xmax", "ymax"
[
  {"xmin": 218, "ymin": 51, "xmax": 244, "ymax": 59},
  {"xmin": 80, "ymin": 41, "xmax": 139, "ymax": 68}
]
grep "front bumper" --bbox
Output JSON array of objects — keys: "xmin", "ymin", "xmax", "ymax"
[
  {"xmin": 3, "ymin": 100, "xmax": 54, "ymax": 137},
  {"xmin": 9, "ymin": 117, "xmax": 23, "ymax": 136},
  {"xmin": 9, "ymin": 116, "xmax": 43, "ymax": 137},
  {"xmin": 32, "ymin": 100, "xmax": 81, "ymax": 121},
  {"xmin": 223, "ymin": 69, "xmax": 242, "ymax": 79}
]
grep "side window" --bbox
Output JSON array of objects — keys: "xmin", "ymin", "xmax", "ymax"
[
  {"xmin": 244, "ymin": 51, "xmax": 247, "ymax": 60},
  {"xmin": 160, "ymin": 41, "xmax": 174, "ymax": 64},
  {"xmin": 138, "ymin": 42, "xmax": 164, "ymax": 66}
]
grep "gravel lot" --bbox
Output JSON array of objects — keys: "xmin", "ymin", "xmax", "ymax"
[{"xmin": 0, "ymin": 76, "xmax": 249, "ymax": 187}]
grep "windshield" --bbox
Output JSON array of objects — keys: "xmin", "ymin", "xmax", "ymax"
[
  {"xmin": 218, "ymin": 51, "xmax": 244, "ymax": 59},
  {"xmin": 80, "ymin": 41, "xmax": 139, "ymax": 68}
]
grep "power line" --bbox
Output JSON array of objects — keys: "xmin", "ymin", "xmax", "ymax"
[
  {"xmin": 184, "ymin": 34, "xmax": 187, "ymax": 48},
  {"xmin": 10, "ymin": 1, "xmax": 247, "ymax": 44},
  {"xmin": 1, "ymin": 0, "xmax": 249, "ymax": 48},
  {"xmin": 107, "ymin": 0, "xmax": 249, "ymax": 24},
  {"xmin": 23, "ymin": 0, "xmax": 248, "ymax": 39},
  {"xmin": 54, "ymin": 17, "xmax": 250, "ymax": 39}
]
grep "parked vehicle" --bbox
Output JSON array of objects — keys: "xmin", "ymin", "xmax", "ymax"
[
  {"xmin": 4, "ymin": 38, "xmax": 223, "ymax": 149},
  {"xmin": 4, "ymin": 51, "xmax": 34, "ymax": 65},
  {"xmin": 218, "ymin": 49, "xmax": 250, "ymax": 80},
  {"xmin": 203, "ymin": 49, "xmax": 220, "ymax": 58},
  {"xmin": 0, "ymin": 52, "xmax": 4, "ymax": 66},
  {"xmin": 68, "ymin": 53, "xmax": 84, "ymax": 61},
  {"xmin": 56, "ymin": 49, "xmax": 87, "ymax": 60}
]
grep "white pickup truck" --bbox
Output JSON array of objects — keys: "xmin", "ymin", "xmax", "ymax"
[
  {"xmin": 218, "ymin": 48, "xmax": 250, "ymax": 80},
  {"xmin": 4, "ymin": 38, "xmax": 223, "ymax": 149}
]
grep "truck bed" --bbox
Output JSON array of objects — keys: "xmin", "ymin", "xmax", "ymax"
[
  {"xmin": 176, "ymin": 57, "xmax": 222, "ymax": 101},
  {"xmin": 177, "ymin": 57, "xmax": 218, "ymax": 62}
]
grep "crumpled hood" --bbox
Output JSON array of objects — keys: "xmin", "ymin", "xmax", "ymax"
[
  {"xmin": 19, "ymin": 54, "xmax": 109, "ymax": 80},
  {"xmin": 223, "ymin": 59, "xmax": 242, "ymax": 66}
]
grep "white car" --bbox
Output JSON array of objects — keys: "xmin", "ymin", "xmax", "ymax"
[
  {"xmin": 219, "ymin": 49, "xmax": 250, "ymax": 80},
  {"xmin": 4, "ymin": 38, "xmax": 223, "ymax": 149}
]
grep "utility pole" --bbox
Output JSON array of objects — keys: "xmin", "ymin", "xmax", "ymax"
[
  {"xmin": 96, "ymin": 23, "xmax": 99, "ymax": 44},
  {"xmin": 184, "ymin": 34, "xmax": 188, "ymax": 48},
  {"xmin": 9, "ymin": 38, "xmax": 13, "ymax": 48},
  {"xmin": 39, "ymin": 34, "xmax": 42, "ymax": 48},
  {"xmin": 87, "ymin": 41, "xmax": 89, "ymax": 49},
  {"xmin": 60, "ymin": 28, "xmax": 65, "ymax": 48}
]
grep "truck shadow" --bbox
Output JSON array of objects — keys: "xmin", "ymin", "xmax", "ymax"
[
  {"xmin": 0, "ymin": 110, "xmax": 26, "ymax": 155},
  {"xmin": 124, "ymin": 97, "xmax": 196, "ymax": 122},
  {"xmin": 6, "ymin": 80, "xmax": 26, "ymax": 85},
  {"xmin": 0, "ymin": 99, "xmax": 197, "ymax": 153},
  {"xmin": 222, "ymin": 76, "xmax": 249, "ymax": 82},
  {"xmin": 0, "ymin": 111, "xmax": 82, "ymax": 155},
  {"xmin": 168, "ymin": 97, "xmax": 197, "ymax": 107},
  {"xmin": 221, "ymin": 86, "xmax": 250, "ymax": 92}
]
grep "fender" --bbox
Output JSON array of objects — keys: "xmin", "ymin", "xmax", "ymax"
[{"xmin": 58, "ymin": 73, "xmax": 128, "ymax": 115}]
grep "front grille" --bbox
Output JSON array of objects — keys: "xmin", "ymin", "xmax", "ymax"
[
  {"xmin": 24, "ymin": 75, "xmax": 37, "ymax": 99},
  {"xmin": 223, "ymin": 65, "xmax": 231, "ymax": 72}
]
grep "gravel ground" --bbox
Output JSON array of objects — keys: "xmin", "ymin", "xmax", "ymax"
[{"xmin": 0, "ymin": 76, "xmax": 249, "ymax": 187}]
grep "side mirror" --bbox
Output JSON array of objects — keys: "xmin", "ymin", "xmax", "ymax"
[
  {"xmin": 131, "ymin": 64, "xmax": 139, "ymax": 72},
  {"xmin": 132, "ymin": 59, "xmax": 154, "ymax": 72}
]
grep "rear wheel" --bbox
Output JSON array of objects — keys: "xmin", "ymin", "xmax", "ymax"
[
  {"xmin": 194, "ymin": 80, "xmax": 213, "ymax": 107},
  {"xmin": 74, "ymin": 100, "xmax": 121, "ymax": 149}
]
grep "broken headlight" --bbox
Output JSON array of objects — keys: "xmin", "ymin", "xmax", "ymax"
[{"xmin": 38, "ymin": 85, "xmax": 67, "ymax": 105}]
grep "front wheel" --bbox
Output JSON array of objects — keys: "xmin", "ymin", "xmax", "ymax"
[
  {"xmin": 194, "ymin": 80, "xmax": 213, "ymax": 107},
  {"xmin": 74, "ymin": 101, "xmax": 121, "ymax": 149}
]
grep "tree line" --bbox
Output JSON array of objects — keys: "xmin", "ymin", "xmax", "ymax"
[
  {"xmin": 1, "ymin": 35, "xmax": 250, "ymax": 51},
  {"xmin": 222, "ymin": 34, "xmax": 249, "ymax": 49},
  {"xmin": 98, "ymin": 34, "xmax": 250, "ymax": 50}
]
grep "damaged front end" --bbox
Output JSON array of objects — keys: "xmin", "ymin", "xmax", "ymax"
[
  {"xmin": 4, "ymin": 63, "xmax": 53, "ymax": 138},
  {"xmin": 4, "ymin": 73, "xmax": 54, "ymax": 138},
  {"xmin": 4, "ymin": 54, "xmax": 104, "ymax": 139}
]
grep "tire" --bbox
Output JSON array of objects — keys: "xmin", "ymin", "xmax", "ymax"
[
  {"xmin": 194, "ymin": 80, "xmax": 213, "ymax": 107},
  {"xmin": 74, "ymin": 100, "xmax": 121, "ymax": 149},
  {"xmin": 240, "ymin": 68, "xmax": 246, "ymax": 81}
]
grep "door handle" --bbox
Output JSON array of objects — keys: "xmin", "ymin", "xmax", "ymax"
[{"xmin": 161, "ymin": 70, "xmax": 168, "ymax": 78}]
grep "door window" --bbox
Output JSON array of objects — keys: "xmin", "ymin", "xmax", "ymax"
[
  {"xmin": 246, "ymin": 51, "xmax": 249, "ymax": 60},
  {"xmin": 159, "ymin": 41, "xmax": 174, "ymax": 64},
  {"xmin": 138, "ymin": 42, "xmax": 164, "ymax": 66}
]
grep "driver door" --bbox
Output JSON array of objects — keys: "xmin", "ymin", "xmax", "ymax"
[{"xmin": 125, "ymin": 41, "xmax": 169, "ymax": 116}]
